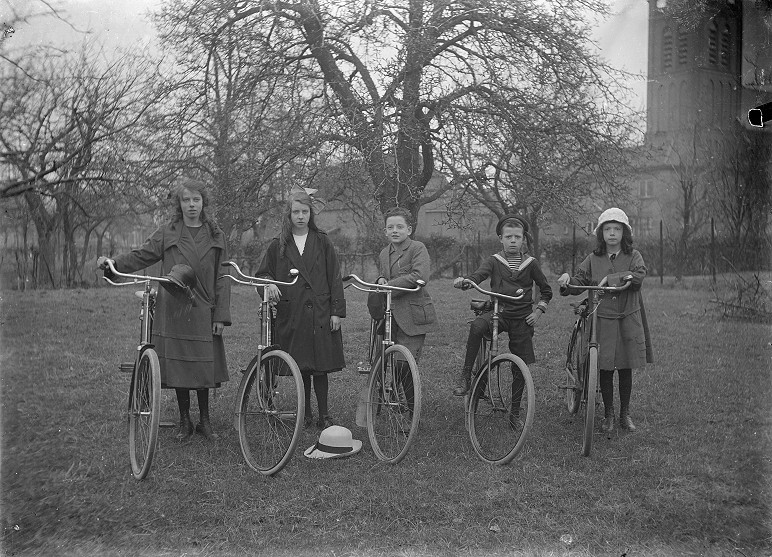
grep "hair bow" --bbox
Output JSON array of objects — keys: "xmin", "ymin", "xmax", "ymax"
[{"xmin": 290, "ymin": 185, "xmax": 326, "ymax": 214}]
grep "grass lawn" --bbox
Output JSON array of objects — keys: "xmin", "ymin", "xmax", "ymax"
[{"xmin": 1, "ymin": 277, "xmax": 770, "ymax": 556}]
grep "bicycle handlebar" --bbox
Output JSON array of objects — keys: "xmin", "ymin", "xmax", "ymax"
[
  {"xmin": 458, "ymin": 279, "xmax": 525, "ymax": 302},
  {"xmin": 219, "ymin": 261, "xmax": 300, "ymax": 287},
  {"xmin": 343, "ymin": 273, "xmax": 424, "ymax": 293},
  {"xmin": 560, "ymin": 275, "xmax": 633, "ymax": 293},
  {"xmin": 101, "ymin": 259, "xmax": 175, "ymax": 287}
]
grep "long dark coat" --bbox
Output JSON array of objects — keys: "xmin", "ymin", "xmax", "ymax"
[
  {"xmin": 257, "ymin": 230, "xmax": 346, "ymax": 373},
  {"xmin": 563, "ymin": 249, "xmax": 654, "ymax": 369},
  {"xmin": 113, "ymin": 220, "xmax": 231, "ymax": 388}
]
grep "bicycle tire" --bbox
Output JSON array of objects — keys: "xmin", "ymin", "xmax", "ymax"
[
  {"xmin": 237, "ymin": 350, "xmax": 304, "ymax": 475},
  {"xmin": 581, "ymin": 346, "xmax": 599, "ymax": 457},
  {"xmin": 366, "ymin": 344, "xmax": 421, "ymax": 464},
  {"xmin": 565, "ymin": 319, "xmax": 585, "ymax": 415},
  {"xmin": 468, "ymin": 354, "xmax": 534, "ymax": 465},
  {"xmin": 128, "ymin": 349, "xmax": 161, "ymax": 480}
]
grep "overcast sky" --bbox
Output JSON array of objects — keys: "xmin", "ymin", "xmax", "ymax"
[{"xmin": 5, "ymin": 0, "xmax": 649, "ymax": 111}]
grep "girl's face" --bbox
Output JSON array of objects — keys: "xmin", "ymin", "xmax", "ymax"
[
  {"xmin": 499, "ymin": 225, "xmax": 524, "ymax": 256},
  {"xmin": 602, "ymin": 222, "xmax": 624, "ymax": 250},
  {"xmin": 179, "ymin": 188, "xmax": 203, "ymax": 224},
  {"xmin": 290, "ymin": 200, "xmax": 311, "ymax": 233},
  {"xmin": 385, "ymin": 216, "xmax": 412, "ymax": 244}
]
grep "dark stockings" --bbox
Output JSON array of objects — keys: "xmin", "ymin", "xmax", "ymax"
[
  {"xmin": 176, "ymin": 388, "xmax": 191, "ymax": 416},
  {"xmin": 599, "ymin": 368, "xmax": 632, "ymax": 414},
  {"xmin": 302, "ymin": 373, "xmax": 330, "ymax": 417},
  {"xmin": 196, "ymin": 388, "xmax": 210, "ymax": 421}
]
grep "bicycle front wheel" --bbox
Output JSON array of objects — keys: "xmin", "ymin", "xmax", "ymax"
[
  {"xmin": 367, "ymin": 344, "xmax": 421, "ymax": 464},
  {"xmin": 128, "ymin": 349, "xmax": 161, "ymax": 480},
  {"xmin": 581, "ymin": 346, "xmax": 599, "ymax": 457},
  {"xmin": 237, "ymin": 350, "xmax": 303, "ymax": 475},
  {"xmin": 565, "ymin": 320, "xmax": 585, "ymax": 415},
  {"xmin": 468, "ymin": 354, "xmax": 534, "ymax": 465}
]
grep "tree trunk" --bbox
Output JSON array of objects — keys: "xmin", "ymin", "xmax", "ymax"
[{"xmin": 24, "ymin": 190, "xmax": 58, "ymax": 288}]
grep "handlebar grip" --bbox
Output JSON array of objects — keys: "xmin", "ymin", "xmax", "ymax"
[{"xmin": 342, "ymin": 275, "xmax": 353, "ymax": 281}]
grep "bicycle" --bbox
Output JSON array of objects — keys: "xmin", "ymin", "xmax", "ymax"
[
  {"xmin": 458, "ymin": 279, "xmax": 535, "ymax": 465},
  {"xmin": 103, "ymin": 260, "xmax": 191, "ymax": 480},
  {"xmin": 220, "ymin": 262, "xmax": 305, "ymax": 475},
  {"xmin": 561, "ymin": 277, "xmax": 632, "ymax": 457},
  {"xmin": 344, "ymin": 273, "xmax": 424, "ymax": 464}
]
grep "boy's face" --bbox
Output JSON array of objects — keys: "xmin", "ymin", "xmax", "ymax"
[
  {"xmin": 602, "ymin": 222, "xmax": 624, "ymax": 250},
  {"xmin": 385, "ymin": 216, "xmax": 412, "ymax": 244},
  {"xmin": 499, "ymin": 225, "xmax": 524, "ymax": 256}
]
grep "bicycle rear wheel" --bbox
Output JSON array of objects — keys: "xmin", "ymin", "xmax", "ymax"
[
  {"xmin": 565, "ymin": 319, "xmax": 585, "ymax": 415},
  {"xmin": 468, "ymin": 354, "xmax": 534, "ymax": 465},
  {"xmin": 581, "ymin": 346, "xmax": 599, "ymax": 457},
  {"xmin": 128, "ymin": 349, "xmax": 161, "ymax": 480},
  {"xmin": 367, "ymin": 344, "xmax": 421, "ymax": 464},
  {"xmin": 237, "ymin": 350, "xmax": 303, "ymax": 475}
]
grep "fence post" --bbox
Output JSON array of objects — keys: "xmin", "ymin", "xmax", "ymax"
[
  {"xmin": 710, "ymin": 217, "xmax": 716, "ymax": 284},
  {"xmin": 659, "ymin": 220, "xmax": 664, "ymax": 285}
]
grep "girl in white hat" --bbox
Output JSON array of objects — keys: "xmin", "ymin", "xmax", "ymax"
[{"xmin": 557, "ymin": 208, "xmax": 654, "ymax": 433}]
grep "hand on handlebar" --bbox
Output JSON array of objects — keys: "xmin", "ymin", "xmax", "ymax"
[
  {"xmin": 453, "ymin": 277, "xmax": 471, "ymax": 290},
  {"xmin": 97, "ymin": 256, "xmax": 114, "ymax": 270},
  {"xmin": 557, "ymin": 273, "xmax": 570, "ymax": 288},
  {"xmin": 264, "ymin": 284, "xmax": 281, "ymax": 304}
]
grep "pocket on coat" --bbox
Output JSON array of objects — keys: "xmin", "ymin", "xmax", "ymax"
[{"xmin": 409, "ymin": 300, "xmax": 437, "ymax": 326}]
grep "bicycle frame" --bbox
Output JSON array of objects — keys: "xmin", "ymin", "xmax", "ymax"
[
  {"xmin": 460, "ymin": 280, "xmax": 524, "ymax": 385},
  {"xmin": 344, "ymin": 273, "xmax": 424, "ymax": 463},
  {"xmin": 458, "ymin": 279, "xmax": 535, "ymax": 464},
  {"xmin": 220, "ymin": 261, "xmax": 299, "ymax": 397},
  {"xmin": 220, "ymin": 261, "xmax": 304, "ymax": 475},
  {"xmin": 343, "ymin": 273, "xmax": 424, "ymax": 382},
  {"xmin": 102, "ymin": 260, "xmax": 178, "ymax": 479}
]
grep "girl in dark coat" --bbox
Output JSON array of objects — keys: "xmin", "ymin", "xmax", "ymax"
[
  {"xmin": 98, "ymin": 178, "xmax": 231, "ymax": 441},
  {"xmin": 258, "ymin": 190, "xmax": 346, "ymax": 429},
  {"xmin": 558, "ymin": 207, "xmax": 654, "ymax": 433}
]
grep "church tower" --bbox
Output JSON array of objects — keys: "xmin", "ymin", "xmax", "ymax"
[{"xmin": 645, "ymin": 0, "xmax": 743, "ymax": 144}]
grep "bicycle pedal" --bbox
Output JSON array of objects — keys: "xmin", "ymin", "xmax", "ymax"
[
  {"xmin": 119, "ymin": 362, "xmax": 134, "ymax": 373},
  {"xmin": 356, "ymin": 366, "xmax": 372, "ymax": 374}
]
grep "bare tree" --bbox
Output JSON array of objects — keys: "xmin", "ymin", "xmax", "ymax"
[
  {"xmin": 152, "ymin": 0, "xmax": 330, "ymax": 241},
  {"xmin": 198, "ymin": 0, "xmax": 628, "ymax": 231},
  {"xmin": 0, "ymin": 47, "xmax": 169, "ymax": 287}
]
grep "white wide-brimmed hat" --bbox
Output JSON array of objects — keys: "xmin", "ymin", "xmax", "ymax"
[
  {"xmin": 304, "ymin": 425, "xmax": 362, "ymax": 459},
  {"xmin": 594, "ymin": 207, "xmax": 632, "ymax": 235}
]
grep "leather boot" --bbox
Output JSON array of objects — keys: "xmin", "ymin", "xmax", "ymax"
[
  {"xmin": 196, "ymin": 411, "xmax": 219, "ymax": 440},
  {"xmin": 175, "ymin": 412, "xmax": 194, "ymax": 442},
  {"xmin": 452, "ymin": 368, "xmax": 471, "ymax": 396},
  {"xmin": 619, "ymin": 411, "xmax": 636, "ymax": 431},
  {"xmin": 602, "ymin": 405, "xmax": 615, "ymax": 433}
]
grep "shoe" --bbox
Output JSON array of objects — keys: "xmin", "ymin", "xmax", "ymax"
[
  {"xmin": 195, "ymin": 418, "xmax": 219, "ymax": 440},
  {"xmin": 317, "ymin": 415, "xmax": 334, "ymax": 429},
  {"xmin": 175, "ymin": 413, "xmax": 194, "ymax": 442},
  {"xmin": 304, "ymin": 413, "xmax": 314, "ymax": 429},
  {"xmin": 602, "ymin": 405, "xmax": 615, "ymax": 434},
  {"xmin": 452, "ymin": 369, "xmax": 471, "ymax": 396},
  {"xmin": 619, "ymin": 412, "xmax": 636, "ymax": 431}
]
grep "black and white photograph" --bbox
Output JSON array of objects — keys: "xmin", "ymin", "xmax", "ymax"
[{"xmin": 2, "ymin": 0, "xmax": 771, "ymax": 555}]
